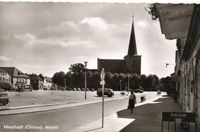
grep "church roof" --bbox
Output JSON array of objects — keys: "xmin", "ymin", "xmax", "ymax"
[
  {"xmin": 98, "ymin": 58, "xmax": 126, "ymax": 73},
  {"xmin": 127, "ymin": 17, "xmax": 137, "ymax": 56}
]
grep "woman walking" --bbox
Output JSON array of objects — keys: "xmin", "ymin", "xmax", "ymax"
[{"xmin": 128, "ymin": 91, "xmax": 136, "ymax": 113}]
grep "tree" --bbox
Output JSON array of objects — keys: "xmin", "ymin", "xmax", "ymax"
[
  {"xmin": 144, "ymin": 74, "xmax": 160, "ymax": 91},
  {"xmin": 112, "ymin": 73, "xmax": 119, "ymax": 90},
  {"xmin": 69, "ymin": 63, "xmax": 85, "ymax": 73},
  {"xmin": 118, "ymin": 73, "xmax": 126, "ymax": 91},
  {"xmin": 160, "ymin": 76, "xmax": 175, "ymax": 96},
  {"xmin": 38, "ymin": 74, "xmax": 45, "ymax": 81},
  {"xmin": 145, "ymin": 4, "xmax": 159, "ymax": 21},
  {"xmin": 105, "ymin": 72, "xmax": 113, "ymax": 88},
  {"xmin": 152, "ymin": 75, "xmax": 159, "ymax": 91},
  {"xmin": 65, "ymin": 71, "xmax": 72, "ymax": 89},
  {"xmin": 130, "ymin": 73, "xmax": 140, "ymax": 90},
  {"xmin": 146, "ymin": 75, "xmax": 155, "ymax": 91},
  {"xmin": 140, "ymin": 74, "xmax": 148, "ymax": 90},
  {"xmin": 87, "ymin": 71, "xmax": 94, "ymax": 88},
  {"xmin": 92, "ymin": 71, "xmax": 100, "ymax": 90},
  {"xmin": 52, "ymin": 71, "xmax": 65, "ymax": 88}
]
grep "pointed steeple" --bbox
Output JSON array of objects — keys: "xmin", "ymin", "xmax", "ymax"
[{"xmin": 127, "ymin": 16, "xmax": 137, "ymax": 56}]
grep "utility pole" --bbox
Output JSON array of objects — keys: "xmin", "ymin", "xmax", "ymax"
[{"xmin": 84, "ymin": 61, "xmax": 88, "ymax": 100}]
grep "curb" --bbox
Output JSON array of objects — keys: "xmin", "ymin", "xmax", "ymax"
[
  {"xmin": 0, "ymin": 96, "xmax": 129, "ymax": 116},
  {"xmin": 0, "ymin": 92, "xmax": 160, "ymax": 116}
]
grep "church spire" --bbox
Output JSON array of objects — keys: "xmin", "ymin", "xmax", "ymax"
[{"xmin": 127, "ymin": 16, "xmax": 137, "ymax": 56}]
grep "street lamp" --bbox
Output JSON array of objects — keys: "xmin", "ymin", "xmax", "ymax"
[
  {"xmin": 127, "ymin": 75, "xmax": 130, "ymax": 95},
  {"xmin": 120, "ymin": 79, "xmax": 122, "ymax": 91},
  {"xmin": 84, "ymin": 61, "xmax": 88, "ymax": 100}
]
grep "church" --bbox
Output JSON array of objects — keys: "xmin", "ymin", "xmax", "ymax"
[{"xmin": 97, "ymin": 18, "xmax": 141, "ymax": 75}]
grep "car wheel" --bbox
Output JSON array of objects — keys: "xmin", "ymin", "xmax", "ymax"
[
  {"xmin": 2, "ymin": 101, "xmax": 6, "ymax": 105},
  {"xmin": 97, "ymin": 93, "xmax": 102, "ymax": 97},
  {"xmin": 108, "ymin": 94, "xmax": 112, "ymax": 97}
]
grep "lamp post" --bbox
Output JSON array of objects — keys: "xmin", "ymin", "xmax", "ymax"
[
  {"xmin": 84, "ymin": 61, "xmax": 88, "ymax": 100},
  {"xmin": 120, "ymin": 79, "xmax": 122, "ymax": 91},
  {"xmin": 128, "ymin": 75, "xmax": 130, "ymax": 95}
]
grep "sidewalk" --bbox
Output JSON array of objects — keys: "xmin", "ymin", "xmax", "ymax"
[
  {"xmin": 72, "ymin": 95, "xmax": 182, "ymax": 132},
  {"xmin": 119, "ymin": 96, "xmax": 182, "ymax": 132}
]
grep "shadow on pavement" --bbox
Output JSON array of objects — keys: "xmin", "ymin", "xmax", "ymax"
[{"xmin": 117, "ymin": 96, "xmax": 181, "ymax": 132}]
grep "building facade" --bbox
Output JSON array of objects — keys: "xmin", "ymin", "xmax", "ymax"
[
  {"xmin": 0, "ymin": 68, "xmax": 11, "ymax": 84},
  {"xmin": 0, "ymin": 67, "xmax": 31, "ymax": 91},
  {"xmin": 43, "ymin": 76, "xmax": 52, "ymax": 90},
  {"xmin": 98, "ymin": 18, "xmax": 141, "ymax": 75},
  {"xmin": 155, "ymin": 3, "xmax": 200, "ymax": 127},
  {"xmin": 0, "ymin": 68, "xmax": 12, "ymax": 90}
]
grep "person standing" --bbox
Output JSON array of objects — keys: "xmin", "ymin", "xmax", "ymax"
[{"xmin": 128, "ymin": 91, "xmax": 136, "ymax": 113}]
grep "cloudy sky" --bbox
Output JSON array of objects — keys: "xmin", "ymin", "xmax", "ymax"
[{"xmin": 0, "ymin": 2, "xmax": 176, "ymax": 78}]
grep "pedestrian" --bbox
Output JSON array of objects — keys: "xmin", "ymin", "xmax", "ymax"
[{"xmin": 128, "ymin": 91, "xmax": 136, "ymax": 113}]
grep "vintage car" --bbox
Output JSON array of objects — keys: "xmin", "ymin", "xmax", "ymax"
[
  {"xmin": 0, "ymin": 92, "xmax": 9, "ymax": 106},
  {"xmin": 97, "ymin": 88, "xmax": 114, "ymax": 97}
]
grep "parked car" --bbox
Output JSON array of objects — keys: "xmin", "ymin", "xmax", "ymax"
[
  {"xmin": 134, "ymin": 89, "xmax": 143, "ymax": 93},
  {"xmin": 43, "ymin": 88, "xmax": 47, "ymax": 90},
  {"xmin": 90, "ymin": 88, "xmax": 95, "ymax": 91},
  {"xmin": 97, "ymin": 88, "xmax": 114, "ymax": 97},
  {"xmin": 77, "ymin": 88, "xmax": 81, "ymax": 91},
  {"xmin": 0, "ymin": 93, "xmax": 9, "ymax": 106}
]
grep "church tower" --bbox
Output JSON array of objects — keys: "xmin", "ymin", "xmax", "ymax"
[
  {"xmin": 97, "ymin": 16, "xmax": 141, "ymax": 74},
  {"xmin": 124, "ymin": 17, "xmax": 141, "ymax": 74}
]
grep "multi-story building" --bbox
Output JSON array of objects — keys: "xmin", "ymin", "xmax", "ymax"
[
  {"xmin": 0, "ymin": 68, "xmax": 12, "ymax": 90},
  {"xmin": 155, "ymin": 3, "xmax": 200, "ymax": 128},
  {"xmin": 43, "ymin": 76, "xmax": 52, "ymax": 90},
  {"xmin": 0, "ymin": 68, "xmax": 11, "ymax": 84},
  {"xmin": 0, "ymin": 67, "xmax": 31, "ymax": 91}
]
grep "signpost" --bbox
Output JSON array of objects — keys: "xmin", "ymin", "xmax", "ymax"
[{"xmin": 100, "ymin": 68, "xmax": 105, "ymax": 128}]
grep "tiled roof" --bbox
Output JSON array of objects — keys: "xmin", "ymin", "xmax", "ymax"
[
  {"xmin": 0, "ymin": 67, "xmax": 30, "ymax": 78},
  {"xmin": 0, "ymin": 68, "xmax": 8, "ymax": 74}
]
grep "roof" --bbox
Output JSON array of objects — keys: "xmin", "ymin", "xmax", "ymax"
[
  {"xmin": 45, "ymin": 77, "xmax": 52, "ymax": 83},
  {"xmin": 0, "ymin": 68, "xmax": 9, "ymax": 74},
  {"xmin": 156, "ymin": 4, "xmax": 194, "ymax": 39},
  {"xmin": 98, "ymin": 59, "xmax": 127, "ymax": 73},
  {"xmin": 0, "ymin": 67, "xmax": 30, "ymax": 78},
  {"xmin": 127, "ymin": 17, "xmax": 137, "ymax": 56}
]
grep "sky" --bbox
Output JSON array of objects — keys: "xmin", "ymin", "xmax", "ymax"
[{"xmin": 0, "ymin": 2, "xmax": 177, "ymax": 78}]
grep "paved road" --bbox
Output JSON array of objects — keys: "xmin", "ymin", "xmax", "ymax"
[{"xmin": 0, "ymin": 97, "xmax": 129, "ymax": 132}]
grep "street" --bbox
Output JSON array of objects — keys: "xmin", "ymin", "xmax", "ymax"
[{"xmin": 0, "ymin": 97, "xmax": 129, "ymax": 132}]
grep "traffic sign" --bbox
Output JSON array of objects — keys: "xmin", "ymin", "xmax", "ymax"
[
  {"xmin": 100, "ymin": 80, "xmax": 105, "ymax": 85},
  {"xmin": 100, "ymin": 68, "xmax": 105, "ymax": 80}
]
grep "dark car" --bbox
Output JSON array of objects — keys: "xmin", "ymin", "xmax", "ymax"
[
  {"xmin": 97, "ymin": 88, "xmax": 114, "ymax": 97},
  {"xmin": 0, "ymin": 93, "xmax": 9, "ymax": 106}
]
